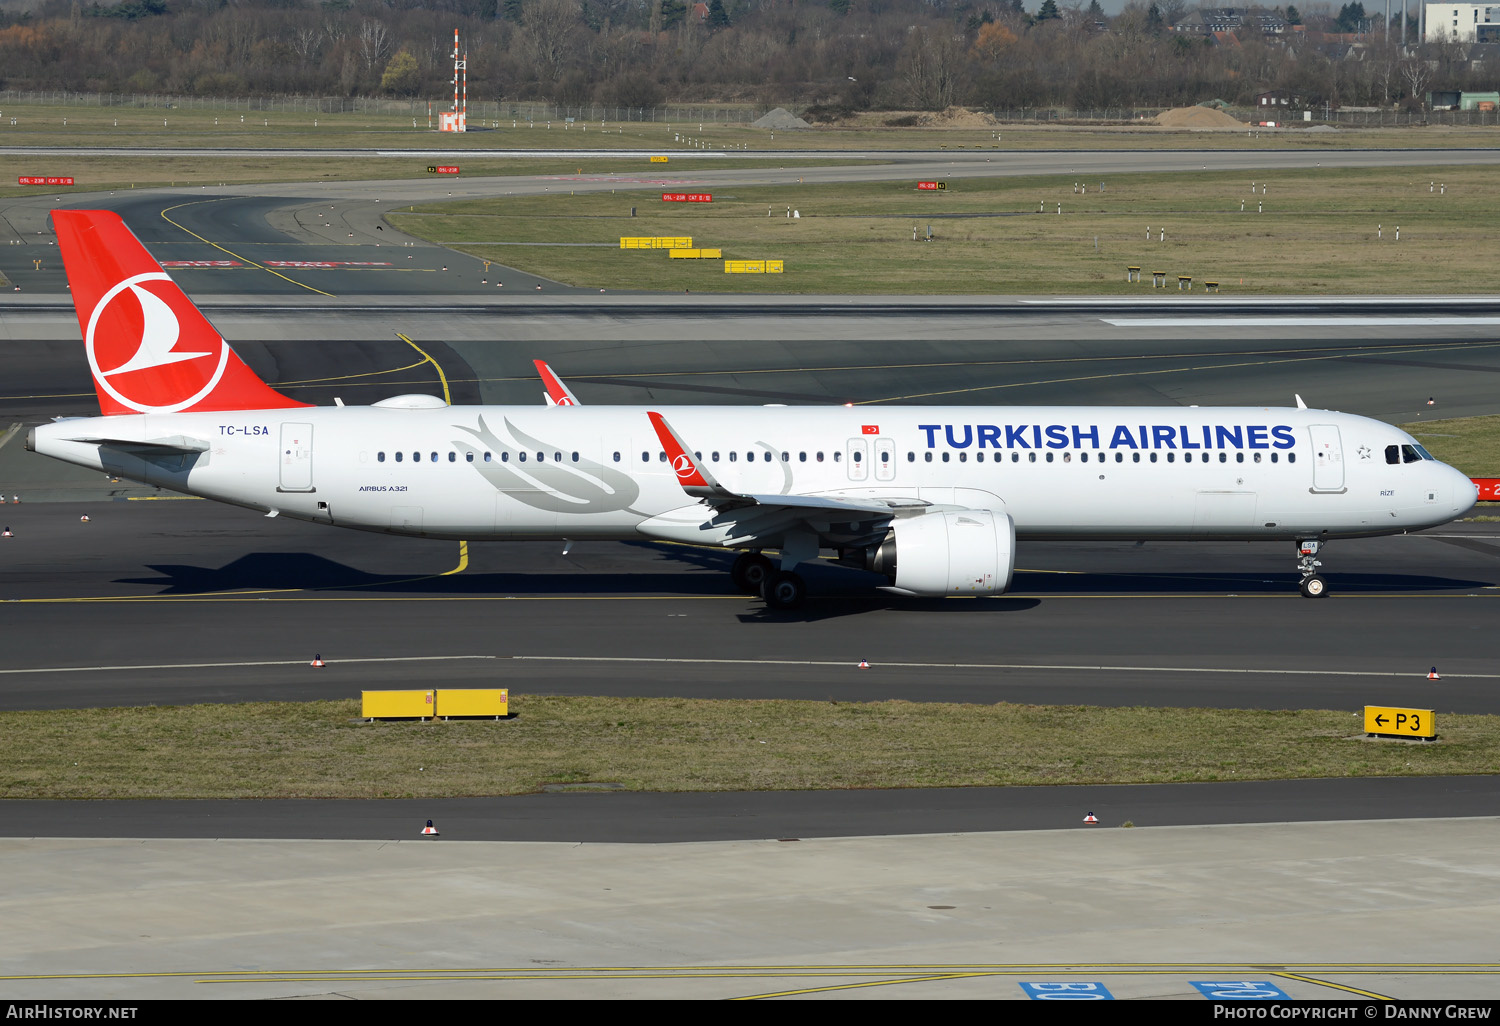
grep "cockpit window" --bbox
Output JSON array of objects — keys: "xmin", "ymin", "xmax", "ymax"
[
  {"xmin": 1386, "ymin": 444, "xmax": 1401, "ymax": 465},
  {"xmin": 1402, "ymin": 444, "xmax": 1423, "ymax": 464},
  {"xmin": 1413, "ymin": 443, "xmax": 1435, "ymax": 461}
]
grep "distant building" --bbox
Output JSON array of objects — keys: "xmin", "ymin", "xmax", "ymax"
[
  {"xmin": 1172, "ymin": 7, "xmax": 1287, "ymax": 37},
  {"xmin": 1425, "ymin": 4, "xmax": 1500, "ymax": 43},
  {"xmin": 1256, "ymin": 90, "xmax": 1301, "ymax": 109}
]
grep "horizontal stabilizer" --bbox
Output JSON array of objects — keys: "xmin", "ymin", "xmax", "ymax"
[{"xmin": 72, "ymin": 435, "xmax": 210, "ymax": 454}]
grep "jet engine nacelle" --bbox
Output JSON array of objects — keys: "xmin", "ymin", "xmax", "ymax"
[{"xmin": 866, "ymin": 509, "xmax": 1015, "ymax": 597}]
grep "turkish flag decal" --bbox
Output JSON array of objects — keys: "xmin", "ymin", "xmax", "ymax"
[{"xmin": 861, "ymin": 425, "xmax": 880, "ymax": 435}]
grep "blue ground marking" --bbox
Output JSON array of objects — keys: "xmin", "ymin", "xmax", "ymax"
[
  {"xmin": 1191, "ymin": 980, "xmax": 1291, "ymax": 1000},
  {"xmin": 1019, "ymin": 981, "xmax": 1114, "ymax": 1000}
]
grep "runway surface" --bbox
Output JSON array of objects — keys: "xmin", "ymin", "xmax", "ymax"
[
  {"xmin": 1, "ymin": 500, "xmax": 1498, "ymax": 713},
  {"xmin": 2, "ymin": 777, "xmax": 1498, "ymax": 842}
]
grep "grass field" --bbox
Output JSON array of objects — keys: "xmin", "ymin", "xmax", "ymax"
[
  {"xmin": 1402, "ymin": 415, "xmax": 1500, "ymax": 478},
  {"xmin": 0, "ymin": 695, "xmax": 1490, "ymax": 800},
  {"xmin": 389, "ymin": 165, "xmax": 1500, "ymax": 294},
  {"xmin": 3, "ymin": 102, "xmax": 1497, "ymax": 153}
]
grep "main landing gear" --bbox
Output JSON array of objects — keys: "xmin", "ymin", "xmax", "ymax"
[
  {"xmin": 730, "ymin": 551, "xmax": 808, "ymax": 610},
  {"xmin": 730, "ymin": 552, "xmax": 773, "ymax": 595},
  {"xmin": 1297, "ymin": 539, "xmax": 1328, "ymax": 598},
  {"xmin": 761, "ymin": 570, "xmax": 807, "ymax": 611}
]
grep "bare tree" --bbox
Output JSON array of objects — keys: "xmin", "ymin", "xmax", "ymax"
[
  {"xmin": 522, "ymin": 0, "xmax": 580, "ymax": 85},
  {"xmin": 1398, "ymin": 51, "xmax": 1432, "ymax": 105},
  {"xmin": 291, "ymin": 27, "xmax": 323, "ymax": 66},
  {"xmin": 902, "ymin": 27, "xmax": 962, "ymax": 109},
  {"xmin": 357, "ymin": 19, "xmax": 390, "ymax": 72}
]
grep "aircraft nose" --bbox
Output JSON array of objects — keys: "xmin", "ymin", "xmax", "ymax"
[{"xmin": 1453, "ymin": 467, "xmax": 1479, "ymax": 514}]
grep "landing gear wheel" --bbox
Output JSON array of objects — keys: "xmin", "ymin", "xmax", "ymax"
[
  {"xmin": 1295, "ymin": 539, "xmax": 1327, "ymax": 598},
  {"xmin": 731, "ymin": 553, "xmax": 773, "ymax": 595},
  {"xmin": 1299, "ymin": 575, "xmax": 1328, "ymax": 598},
  {"xmin": 761, "ymin": 570, "xmax": 807, "ymax": 611}
]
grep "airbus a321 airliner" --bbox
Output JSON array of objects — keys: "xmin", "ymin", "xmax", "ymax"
[{"xmin": 28, "ymin": 210, "xmax": 1477, "ymax": 608}]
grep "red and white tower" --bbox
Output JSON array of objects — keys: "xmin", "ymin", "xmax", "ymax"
[{"xmin": 438, "ymin": 29, "xmax": 467, "ymax": 133}]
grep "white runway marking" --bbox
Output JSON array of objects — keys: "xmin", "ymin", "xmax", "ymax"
[
  {"xmin": 514, "ymin": 655, "xmax": 1500, "ymax": 680},
  {"xmin": 1104, "ymin": 317, "xmax": 1500, "ymax": 328},
  {"xmin": 0, "ymin": 655, "xmax": 495, "ymax": 675}
]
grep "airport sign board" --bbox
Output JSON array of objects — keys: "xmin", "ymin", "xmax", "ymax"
[
  {"xmin": 917, "ymin": 181, "xmax": 946, "ymax": 191},
  {"xmin": 19, "ymin": 176, "xmax": 74, "ymax": 186},
  {"xmin": 662, "ymin": 193, "xmax": 712, "ymax": 203},
  {"xmin": 426, "ymin": 166, "xmax": 460, "ymax": 175},
  {"xmin": 1364, "ymin": 705, "xmax": 1436, "ymax": 739}
]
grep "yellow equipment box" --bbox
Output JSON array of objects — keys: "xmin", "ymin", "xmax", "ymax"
[
  {"xmin": 438, "ymin": 689, "xmax": 509, "ymax": 719},
  {"xmin": 650, "ymin": 155, "xmax": 669, "ymax": 162},
  {"xmin": 669, "ymin": 248, "xmax": 722, "ymax": 259},
  {"xmin": 362, "ymin": 690, "xmax": 435, "ymax": 719},
  {"xmin": 620, "ymin": 236, "xmax": 693, "ymax": 249},
  {"xmin": 1364, "ymin": 705, "xmax": 1436, "ymax": 739}
]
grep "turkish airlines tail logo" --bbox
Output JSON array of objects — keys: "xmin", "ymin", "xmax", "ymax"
[
  {"xmin": 52, "ymin": 210, "xmax": 310, "ymax": 416},
  {"xmin": 99, "ymin": 282, "xmax": 210, "ymax": 378}
]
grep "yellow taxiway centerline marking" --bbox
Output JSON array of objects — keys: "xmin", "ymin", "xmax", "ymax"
[
  {"xmin": 159, "ymin": 201, "xmax": 336, "ymax": 297},
  {"xmin": 1272, "ymin": 972, "xmax": 1394, "ymax": 1000},
  {"xmin": 732, "ymin": 972, "xmax": 988, "ymax": 999}
]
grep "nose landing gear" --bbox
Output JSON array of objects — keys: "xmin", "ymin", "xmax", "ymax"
[{"xmin": 1297, "ymin": 539, "xmax": 1328, "ymax": 598}]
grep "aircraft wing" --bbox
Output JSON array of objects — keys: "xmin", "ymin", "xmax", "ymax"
[
  {"xmin": 534, "ymin": 360, "xmax": 581, "ymax": 406},
  {"xmin": 642, "ymin": 411, "xmax": 906, "ymax": 549}
]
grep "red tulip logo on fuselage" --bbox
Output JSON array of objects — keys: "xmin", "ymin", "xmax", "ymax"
[{"xmin": 85, "ymin": 273, "xmax": 229, "ymax": 413}]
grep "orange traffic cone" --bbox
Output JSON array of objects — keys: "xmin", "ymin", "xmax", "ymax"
[
  {"xmin": 1428, "ymin": 666, "xmax": 1440, "ymax": 680},
  {"xmin": 858, "ymin": 659, "xmax": 869, "ymax": 669},
  {"xmin": 311, "ymin": 654, "xmax": 325, "ymax": 667},
  {"xmin": 421, "ymin": 819, "xmax": 439, "ymax": 836},
  {"xmin": 1083, "ymin": 812, "xmax": 1099, "ymax": 824}
]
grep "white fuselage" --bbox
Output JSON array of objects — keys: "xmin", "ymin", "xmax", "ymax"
[{"xmin": 31, "ymin": 404, "xmax": 1477, "ymax": 543}]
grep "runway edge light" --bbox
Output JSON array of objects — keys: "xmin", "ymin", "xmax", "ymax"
[{"xmin": 422, "ymin": 820, "xmax": 439, "ymax": 837}]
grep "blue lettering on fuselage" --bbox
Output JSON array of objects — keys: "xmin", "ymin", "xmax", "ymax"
[
  {"xmin": 219, "ymin": 425, "xmax": 270, "ymax": 436},
  {"xmin": 916, "ymin": 423, "xmax": 1301, "ymax": 450}
]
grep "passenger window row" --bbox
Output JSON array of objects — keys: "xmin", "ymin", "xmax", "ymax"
[
  {"xmin": 377, "ymin": 450, "xmax": 582, "ymax": 464},
  {"xmin": 374, "ymin": 447, "xmax": 1298, "ymax": 466}
]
